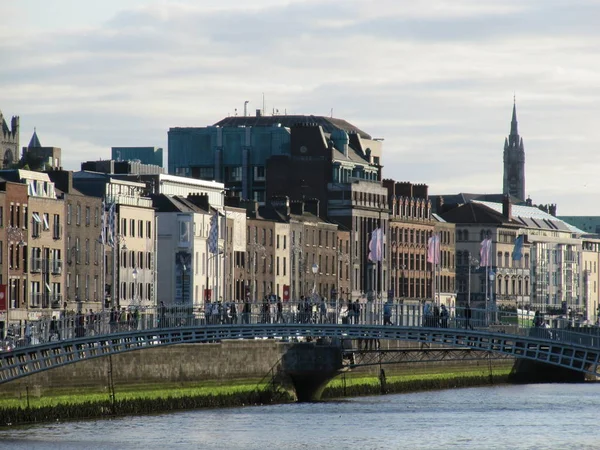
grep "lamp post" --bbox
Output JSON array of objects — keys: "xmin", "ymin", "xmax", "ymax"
[
  {"xmin": 132, "ymin": 267, "xmax": 138, "ymax": 306},
  {"xmin": 6, "ymin": 226, "xmax": 25, "ymax": 339},
  {"xmin": 292, "ymin": 244, "xmax": 303, "ymax": 301},
  {"xmin": 114, "ymin": 236, "xmax": 127, "ymax": 310},
  {"xmin": 488, "ymin": 269, "xmax": 496, "ymax": 324},
  {"xmin": 248, "ymin": 240, "xmax": 265, "ymax": 302},
  {"xmin": 466, "ymin": 254, "xmax": 479, "ymax": 307}
]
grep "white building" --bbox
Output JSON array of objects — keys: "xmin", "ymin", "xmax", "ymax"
[{"xmin": 154, "ymin": 194, "xmax": 225, "ymax": 308}]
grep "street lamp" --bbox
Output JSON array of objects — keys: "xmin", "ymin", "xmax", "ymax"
[
  {"xmin": 466, "ymin": 255, "xmax": 479, "ymax": 307},
  {"xmin": 488, "ymin": 269, "xmax": 496, "ymax": 324},
  {"xmin": 248, "ymin": 240, "xmax": 265, "ymax": 302},
  {"xmin": 5, "ymin": 226, "xmax": 25, "ymax": 339},
  {"xmin": 132, "ymin": 267, "xmax": 138, "ymax": 306}
]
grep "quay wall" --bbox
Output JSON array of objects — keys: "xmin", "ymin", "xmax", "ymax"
[{"xmin": 0, "ymin": 340, "xmax": 510, "ymax": 397}]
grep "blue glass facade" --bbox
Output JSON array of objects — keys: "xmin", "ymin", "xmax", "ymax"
[{"xmin": 112, "ymin": 147, "xmax": 164, "ymax": 167}]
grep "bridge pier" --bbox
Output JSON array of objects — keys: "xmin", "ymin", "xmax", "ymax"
[{"xmin": 281, "ymin": 343, "xmax": 344, "ymax": 402}]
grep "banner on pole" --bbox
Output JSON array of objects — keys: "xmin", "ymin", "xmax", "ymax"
[{"xmin": 0, "ymin": 284, "xmax": 6, "ymax": 310}]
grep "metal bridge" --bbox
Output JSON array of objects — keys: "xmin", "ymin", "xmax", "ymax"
[{"xmin": 1, "ymin": 305, "xmax": 600, "ymax": 384}]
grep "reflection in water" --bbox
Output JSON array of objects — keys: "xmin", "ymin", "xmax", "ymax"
[{"xmin": 1, "ymin": 384, "xmax": 599, "ymax": 450}]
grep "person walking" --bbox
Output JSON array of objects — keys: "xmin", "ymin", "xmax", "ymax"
[
  {"xmin": 242, "ymin": 299, "xmax": 251, "ymax": 324},
  {"xmin": 465, "ymin": 303, "xmax": 473, "ymax": 330},
  {"xmin": 383, "ymin": 300, "xmax": 392, "ymax": 326},
  {"xmin": 276, "ymin": 297, "xmax": 285, "ymax": 323},
  {"xmin": 440, "ymin": 304, "xmax": 449, "ymax": 328}
]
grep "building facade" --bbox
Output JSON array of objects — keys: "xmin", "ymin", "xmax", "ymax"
[{"xmin": 47, "ymin": 170, "xmax": 102, "ymax": 312}]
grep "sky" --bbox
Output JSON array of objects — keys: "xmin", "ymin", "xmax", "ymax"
[{"xmin": 2, "ymin": 0, "xmax": 600, "ymax": 215}]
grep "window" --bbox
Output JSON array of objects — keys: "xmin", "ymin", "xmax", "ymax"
[
  {"xmin": 85, "ymin": 239, "xmax": 90, "ymax": 265},
  {"xmin": 42, "ymin": 213, "xmax": 50, "ymax": 231},
  {"xmin": 197, "ymin": 167, "xmax": 214, "ymax": 179},
  {"xmin": 130, "ymin": 219, "xmax": 135, "ymax": 237},
  {"xmin": 75, "ymin": 237, "xmax": 80, "ymax": 264},
  {"xmin": 53, "ymin": 214, "xmax": 61, "ymax": 239},
  {"xmin": 254, "ymin": 166, "xmax": 265, "ymax": 181},
  {"xmin": 76, "ymin": 204, "xmax": 81, "ymax": 226},
  {"xmin": 138, "ymin": 220, "xmax": 143, "ymax": 238},
  {"xmin": 146, "ymin": 221, "xmax": 152, "ymax": 239},
  {"xmin": 122, "ymin": 218, "xmax": 127, "ymax": 236},
  {"xmin": 32, "ymin": 212, "xmax": 42, "ymax": 237},
  {"xmin": 67, "ymin": 203, "xmax": 71, "ymax": 225},
  {"xmin": 85, "ymin": 207, "xmax": 90, "ymax": 226},
  {"xmin": 94, "ymin": 207, "xmax": 99, "ymax": 226},
  {"xmin": 179, "ymin": 220, "xmax": 191, "ymax": 244},
  {"xmin": 228, "ymin": 166, "xmax": 243, "ymax": 182}
]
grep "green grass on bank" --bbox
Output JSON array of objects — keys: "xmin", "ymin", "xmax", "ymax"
[
  {"xmin": 0, "ymin": 379, "xmax": 268, "ymax": 410},
  {"xmin": 0, "ymin": 364, "xmax": 513, "ymax": 410}
]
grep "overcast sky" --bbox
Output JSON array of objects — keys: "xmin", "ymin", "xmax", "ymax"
[{"xmin": 2, "ymin": 0, "xmax": 600, "ymax": 215}]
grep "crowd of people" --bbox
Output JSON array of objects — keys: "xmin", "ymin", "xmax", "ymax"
[{"xmin": 3, "ymin": 297, "xmax": 474, "ymax": 348}]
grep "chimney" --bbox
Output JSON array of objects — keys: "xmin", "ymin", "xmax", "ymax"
[
  {"xmin": 256, "ymin": 109, "xmax": 262, "ymax": 117},
  {"xmin": 549, "ymin": 204, "xmax": 557, "ymax": 217},
  {"xmin": 240, "ymin": 199, "xmax": 259, "ymax": 217},
  {"xmin": 290, "ymin": 200, "xmax": 304, "ymax": 215},
  {"xmin": 304, "ymin": 198, "xmax": 320, "ymax": 217},
  {"xmin": 270, "ymin": 195, "xmax": 290, "ymax": 218},
  {"xmin": 502, "ymin": 194, "xmax": 512, "ymax": 220},
  {"xmin": 46, "ymin": 169, "xmax": 73, "ymax": 193},
  {"xmin": 413, "ymin": 183, "xmax": 429, "ymax": 200},
  {"xmin": 186, "ymin": 193, "xmax": 210, "ymax": 211}
]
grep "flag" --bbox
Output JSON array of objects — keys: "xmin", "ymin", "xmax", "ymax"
[
  {"xmin": 107, "ymin": 202, "xmax": 116, "ymax": 247},
  {"xmin": 512, "ymin": 235, "xmax": 524, "ymax": 261},
  {"xmin": 208, "ymin": 211, "xmax": 219, "ymax": 254},
  {"xmin": 427, "ymin": 234, "xmax": 440, "ymax": 264},
  {"xmin": 368, "ymin": 228, "xmax": 383, "ymax": 262},
  {"xmin": 480, "ymin": 238, "xmax": 492, "ymax": 266}
]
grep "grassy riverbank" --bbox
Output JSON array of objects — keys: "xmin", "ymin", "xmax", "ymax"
[{"xmin": 0, "ymin": 363, "xmax": 513, "ymax": 427}]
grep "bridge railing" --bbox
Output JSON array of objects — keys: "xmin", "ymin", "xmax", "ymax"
[{"xmin": 4, "ymin": 301, "xmax": 600, "ymax": 351}]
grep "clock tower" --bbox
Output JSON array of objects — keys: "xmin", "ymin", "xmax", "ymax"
[{"xmin": 503, "ymin": 100, "xmax": 525, "ymax": 201}]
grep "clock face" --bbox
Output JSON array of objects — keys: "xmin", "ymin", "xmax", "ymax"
[{"xmin": 300, "ymin": 145, "xmax": 308, "ymax": 154}]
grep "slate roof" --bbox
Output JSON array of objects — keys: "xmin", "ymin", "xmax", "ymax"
[
  {"xmin": 152, "ymin": 194, "xmax": 209, "ymax": 214},
  {"xmin": 213, "ymin": 115, "xmax": 372, "ymax": 140},
  {"xmin": 473, "ymin": 201, "xmax": 585, "ymax": 234},
  {"xmin": 28, "ymin": 130, "xmax": 42, "ymax": 148}
]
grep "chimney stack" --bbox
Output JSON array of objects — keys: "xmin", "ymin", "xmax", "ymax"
[{"xmin": 502, "ymin": 194, "xmax": 512, "ymax": 220}]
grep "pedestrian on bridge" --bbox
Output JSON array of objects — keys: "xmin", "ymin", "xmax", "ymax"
[
  {"xmin": 383, "ymin": 300, "xmax": 392, "ymax": 326},
  {"xmin": 465, "ymin": 303, "xmax": 473, "ymax": 330},
  {"xmin": 440, "ymin": 304, "xmax": 449, "ymax": 328}
]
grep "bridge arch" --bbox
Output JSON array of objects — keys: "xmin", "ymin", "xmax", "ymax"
[{"xmin": 1, "ymin": 325, "xmax": 599, "ymax": 385}]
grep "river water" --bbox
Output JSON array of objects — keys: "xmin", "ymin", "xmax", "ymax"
[{"xmin": 1, "ymin": 383, "xmax": 599, "ymax": 450}]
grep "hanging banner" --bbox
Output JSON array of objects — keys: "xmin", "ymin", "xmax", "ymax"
[
  {"xmin": 283, "ymin": 285, "xmax": 290, "ymax": 301},
  {"xmin": 0, "ymin": 284, "xmax": 6, "ymax": 310}
]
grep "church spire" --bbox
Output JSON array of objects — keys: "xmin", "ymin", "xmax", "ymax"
[
  {"xmin": 28, "ymin": 128, "xmax": 41, "ymax": 148},
  {"xmin": 510, "ymin": 96, "xmax": 518, "ymax": 137}
]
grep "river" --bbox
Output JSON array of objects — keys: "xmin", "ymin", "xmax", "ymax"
[{"xmin": 1, "ymin": 383, "xmax": 598, "ymax": 449}]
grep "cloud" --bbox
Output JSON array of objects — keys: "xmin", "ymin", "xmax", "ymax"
[{"xmin": 3, "ymin": 0, "xmax": 600, "ymax": 214}]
